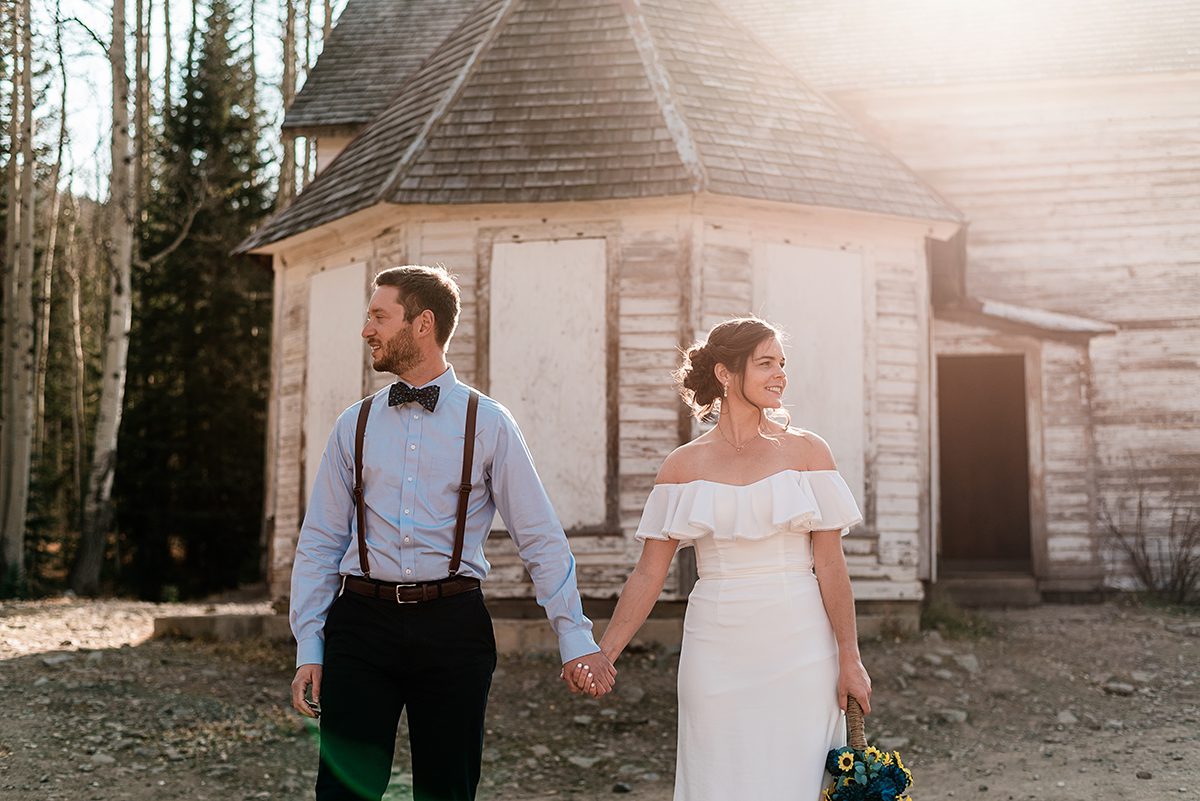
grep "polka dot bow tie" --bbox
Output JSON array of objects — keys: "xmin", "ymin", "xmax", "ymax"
[{"xmin": 388, "ymin": 382, "xmax": 440, "ymax": 412}]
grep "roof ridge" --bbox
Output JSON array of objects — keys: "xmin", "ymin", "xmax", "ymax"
[
  {"xmin": 374, "ymin": 0, "xmax": 523, "ymax": 203},
  {"xmin": 619, "ymin": 0, "xmax": 707, "ymax": 193}
]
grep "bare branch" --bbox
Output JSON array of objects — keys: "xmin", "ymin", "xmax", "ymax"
[
  {"xmin": 134, "ymin": 187, "xmax": 207, "ymax": 269},
  {"xmin": 63, "ymin": 15, "xmax": 110, "ymax": 55}
]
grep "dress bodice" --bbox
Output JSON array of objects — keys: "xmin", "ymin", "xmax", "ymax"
[{"xmin": 634, "ymin": 470, "xmax": 863, "ymax": 577}]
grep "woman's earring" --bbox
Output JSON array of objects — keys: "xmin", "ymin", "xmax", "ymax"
[{"xmin": 723, "ymin": 382, "xmax": 728, "ymax": 398}]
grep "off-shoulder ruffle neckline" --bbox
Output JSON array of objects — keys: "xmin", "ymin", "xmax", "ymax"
[
  {"xmin": 635, "ymin": 469, "xmax": 863, "ymax": 544},
  {"xmin": 653, "ymin": 468, "xmax": 839, "ymax": 490}
]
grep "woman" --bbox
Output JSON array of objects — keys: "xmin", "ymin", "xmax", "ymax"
[{"xmin": 573, "ymin": 316, "xmax": 872, "ymax": 800}]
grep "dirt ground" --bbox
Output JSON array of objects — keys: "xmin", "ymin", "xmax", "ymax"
[{"xmin": 1, "ymin": 597, "xmax": 1197, "ymax": 801}]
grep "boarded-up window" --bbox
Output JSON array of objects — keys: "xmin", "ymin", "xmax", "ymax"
[
  {"xmin": 305, "ymin": 263, "xmax": 367, "ymax": 498},
  {"xmin": 755, "ymin": 244, "xmax": 866, "ymax": 503},
  {"xmin": 489, "ymin": 239, "xmax": 609, "ymax": 531}
]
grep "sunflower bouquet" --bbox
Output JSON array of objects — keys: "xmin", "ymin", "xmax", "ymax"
[{"xmin": 823, "ymin": 697, "xmax": 914, "ymax": 801}]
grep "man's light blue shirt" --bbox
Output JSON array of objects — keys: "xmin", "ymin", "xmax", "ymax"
[{"xmin": 290, "ymin": 365, "xmax": 598, "ymax": 667}]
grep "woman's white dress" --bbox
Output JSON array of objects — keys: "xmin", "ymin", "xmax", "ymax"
[{"xmin": 636, "ymin": 469, "xmax": 863, "ymax": 801}]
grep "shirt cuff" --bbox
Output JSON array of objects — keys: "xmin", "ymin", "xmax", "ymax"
[
  {"xmin": 557, "ymin": 628, "xmax": 600, "ymax": 665},
  {"xmin": 296, "ymin": 637, "xmax": 325, "ymax": 669}
]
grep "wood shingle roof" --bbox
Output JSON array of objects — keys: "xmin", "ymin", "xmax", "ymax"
[
  {"xmin": 240, "ymin": 0, "xmax": 959, "ymax": 252},
  {"xmin": 282, "ymin": 0, "xmax": 479, "ymax": 132},
  {"xmin": 721, "ymin": 0, "xmax": 1200, "ymax": 91}
]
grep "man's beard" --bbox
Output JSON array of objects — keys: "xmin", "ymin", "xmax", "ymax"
[{"xmin": 373, "ymin": 327, "xmax": 421, "ymax": 375}]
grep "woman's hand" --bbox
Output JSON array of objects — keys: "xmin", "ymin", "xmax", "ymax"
[{"xmin": 838, "ymin": 656, "xmax": 872, "ymax": 715}]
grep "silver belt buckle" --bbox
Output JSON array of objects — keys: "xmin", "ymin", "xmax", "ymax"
[{"xmin": 395, "ymin": 583, "xmax": 421, "ymax": 604}]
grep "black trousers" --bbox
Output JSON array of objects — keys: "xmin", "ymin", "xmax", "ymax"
[{"xmin": 315, "ymin": 586, "xmax": 497, "ymax": 801}]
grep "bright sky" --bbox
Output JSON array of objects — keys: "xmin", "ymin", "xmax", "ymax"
[{"xmin": 45, "ymin": 1, "xmax": 347, "ymax": 198}]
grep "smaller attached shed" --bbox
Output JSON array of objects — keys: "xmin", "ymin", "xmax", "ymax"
[{"xmin": 240, "ymin": 0, "xmax": 962, "ymax": 627}]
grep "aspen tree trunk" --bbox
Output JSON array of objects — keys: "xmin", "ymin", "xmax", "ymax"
[
  {"xmin": 64, "ymin": 202, "xmax": 86, "ymax": 528},
  {"xmin": 279, "ymin": 0, "xmax": 297, "ymax": 206},
  {"xmin": 163, "ymin": 0, "xmax": 171, "ymax": 115},
  {"xmin": 323, "ymin": 0, "xmax": 331, "ymax": 40},
  {"xmin": 134, "ymin": 0, "xmax": 149, "ymax": 215},
  {"xmin": 301, "ymin": 0, "xmax": 313, "ymax": 186},
  {"xmin": 1, "ymin": 0, "xmax": 36, "ymax": 584},
  {"xmin": 72, "ymin": 0, "xmax": 135, "ymax": 595},
  {"xmin": 35, "ymin": 2, "xmax": 71, "ymax": 459}
]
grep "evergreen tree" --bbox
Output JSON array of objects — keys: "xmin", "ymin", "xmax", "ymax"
[{"xmin": 117, "ymin": 0, "xmax": 271, "ymax": 599}]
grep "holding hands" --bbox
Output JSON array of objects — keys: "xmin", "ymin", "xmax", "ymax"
[{"xmin": 561, "ymin": 650, "xmax": 617, "ymax": 698}]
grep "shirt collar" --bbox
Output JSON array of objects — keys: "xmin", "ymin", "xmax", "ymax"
[{"xmin": 411, "ymin": 364, "xmax": 459, "ymax": 411}]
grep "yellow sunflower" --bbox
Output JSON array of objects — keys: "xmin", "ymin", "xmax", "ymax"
[
  {"xmin": 864, "ymin": 745, "xmax": 884, "ymax": 762},
  {"xmin": 880, "ymin": 752, "xmax": 894, "ymax": 766},
  {"xmin": 837, "ymin": 751, "xmax": 856, "ymax": 772}
]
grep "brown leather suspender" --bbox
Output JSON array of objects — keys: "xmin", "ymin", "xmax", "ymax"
[
  {"xmin": 353, "ymin": 396, "xmax": 374, "ymax": 577},
  {"xmin": 449, "ymin": 389, "xmax": 480, "ymax": 577},
  {"xmin": 352, "ymin": 389, "xmax": 480, "ymax": 580}
]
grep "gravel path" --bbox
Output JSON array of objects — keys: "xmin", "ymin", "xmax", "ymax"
[{"xmin": 1, "ymin": 597, "xmax": 1196, "ymax": 800}]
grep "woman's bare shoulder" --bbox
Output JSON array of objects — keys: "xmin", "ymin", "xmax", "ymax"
[
  {"xmin": 781, "ymin": 426, "xmax": 837, "ymax": 471},
  {"xmin": 654, "ymin": 436, "xmax": 717, "ymax": 485}
]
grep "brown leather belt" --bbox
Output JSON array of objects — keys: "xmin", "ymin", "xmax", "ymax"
[{"xmin": 341, "ymin": 574, "xmax": 481, "ymax": 604}]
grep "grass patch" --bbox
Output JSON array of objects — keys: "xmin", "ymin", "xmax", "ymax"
[{"xmin": 920, "ymin": 587, "xmax": 996, "ymax": 639}]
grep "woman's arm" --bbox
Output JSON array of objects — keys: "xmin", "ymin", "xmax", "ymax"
[
  {"xmin": 813, "ymin": 529, "xmax": 872, "ymax": 714},
  {"xmin": 599, "ymin": 538, "xmax": 680, "ymax": 664}
]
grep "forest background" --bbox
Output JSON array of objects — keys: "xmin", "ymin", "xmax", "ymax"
[{"xmin": 0, "ymin": 0, "xmax": 343, "ymax": 600}]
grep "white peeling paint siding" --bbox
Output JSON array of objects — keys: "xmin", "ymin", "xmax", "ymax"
[
  {"xmin": 489, "ymin": 238, "xmax": 610, "ymax": 530},
  {"xmin": 304, "ymin": 263, "xmax": 368, "ymax": 504}
]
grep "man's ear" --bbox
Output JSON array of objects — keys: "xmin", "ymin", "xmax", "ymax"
[{"xmin": 415, "ymin": 309, "xmax": 437, "ymax": 339}]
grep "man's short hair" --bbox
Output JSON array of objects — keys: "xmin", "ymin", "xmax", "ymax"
[{"xmin": 373, "ymin": 265, "xmax": 461, "ymax": 347}]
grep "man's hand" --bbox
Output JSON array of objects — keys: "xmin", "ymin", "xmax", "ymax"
[
  {"xmin": 291, "ymin": 664, "xmax": 323, "ymax": 718},
  {"xmin": 561, "ymin": 651, "xmax": 617, "ymax": 698}
]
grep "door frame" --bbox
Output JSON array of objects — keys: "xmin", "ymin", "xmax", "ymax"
[{"xmin": 933, "ymin": 329, "xmax": 1048, "ymax": 581}]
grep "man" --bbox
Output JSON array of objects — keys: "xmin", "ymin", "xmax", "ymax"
[{"xmin": 289, "ymin": 265, "xmax": 616, "ymax": 801}]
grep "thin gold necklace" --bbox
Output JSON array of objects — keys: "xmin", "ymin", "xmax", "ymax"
[{"xmin": 715, "ymin": 420, "xmax": 760, "ymax": 453}]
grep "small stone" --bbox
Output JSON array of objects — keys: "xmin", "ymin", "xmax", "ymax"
[
  {"xmin": 481, "ymin": 747, "xmax": 500, "ymax": 764},
  {"xmin": 32, "ymin": 676, "xmax": 49, "ymax": 687},
  {"xmin": 567, "ymin": 755, "xmax": 602, "ymax": 769},
  {"xmin": 1104, "ymin": 719, "xmax": 1125, "ymax": 731},
  {"xmin": 1103, "ymin": 681, "xmax": 1136, "ymax": 696},
  {"xmin": 1137, "ymin": 771, "xmax": 1153, "ymax": 780},
  {"xmin": 1130, "ymin": 670, "xmax": 1153, "ymax": 684},
  {"xmin": 600, "ymin": 708, "xmax": 618, "ymax": 718},
  {"xmin": 922, "ymin": 653, "xmax": 944, "ymax": 667},
  {"xmin": 1056, "ymin": 711, "xmax": 1078, "ymax": 725},
  {"xmin": 42, "ymin": 654, "xmax": 75, "ymax": 667},
  {"xmin": 612, "ymin": 783, "xmax": 632, "ymax": 793},
  {"xmin": 90, "ymin": 753, "xmax": 116, "ymax": 766},
  {"xmin": 953, "ymin": 654, "xmax": 980, "ymax": 674},
  {"xmin": 933, "ymin": 669, "xmax": 955, "ymax": 681},
  {"xmin": 936, "ymin": 708, "xmax": 968, "ymax": 724},
  {"xmin": 573, "ymin": 715, "xmax": 593, "ymax": 725},
  {"xmin": 163, "ymin": 747, "xmax": 183, "ymax": 762},
  {"xmin": 619, "ymin": 684, "xmax": 646, "ymax": 705},
  {"xmin": 877, "ymin": 737, "xmax": 910, "ymax": 750},
  {"xmin": 900, "ymin": 662, "xmax": 918, "ymax": 677},
  {"xmin": 85, "ymin": 651, "xmax": 104, "ymax": 664},
  {"xmin": 640, "ymin": 772, "xmax": 661, "ymax": 782},
  {"xmin": 924, "ymin": 630, "xmax": 944, "ymax": 643},
  {"xmin": 530, "ymin": 745, "xmax": 551, "ymax": 757}
]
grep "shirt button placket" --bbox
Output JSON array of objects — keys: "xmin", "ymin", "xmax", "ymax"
[{"xmin": 401, "ymin": 411, "xmax": 420, "ymax": 579}]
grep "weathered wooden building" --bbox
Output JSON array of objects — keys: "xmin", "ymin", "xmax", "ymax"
[
  {"xmin": 724, "ymin": 0, "xmax": 1200, "ymax": 597},
  {"xmin": 240, "ymin": 0, "xmax": 962, "ymax": 626},
  {"xmin": 240, "ymin": 0, "xmax": 1198, "ymax": 613}
]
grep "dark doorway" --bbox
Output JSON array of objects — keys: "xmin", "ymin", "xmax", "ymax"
[{"xmin": 937, "ymin": 355, "xmax": 1032, "ymax": 573}]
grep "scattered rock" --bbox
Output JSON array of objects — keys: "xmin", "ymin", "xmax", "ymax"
[
  {"xmin": 567, "ymin": 755, "xmax": 602, "ymax": 769},
  {"xmin": 1137, "ymin": 771, "xmax": 1153, "ymax": 780},
  {"xmin": 573, "ymin": 715, "xmax": 593, "ymax": 726},
  {"xmin": 611, "ymin": 782, "xmax": 632, "ymax": 793},
  {"xmin": 619, "ymin": 683, "xmax": 646, "ymax": 705},
  {"xmin": 936, "ymin": 709, "xmax": 968, "ymax": 724},
  {"xmin": 900, "ymin": 662, "xmax": 918, "ymax": 677},
  {"xmin": 953, "ymin": 654, "xmax": 980, "ymax": 674},
  {"xmin": 640, "ymin": 772, "xmax": 661, "ymax": 782},
  {"xmin": 530, "ymin": 745, "xmax": 551, "ymax": 758},
  {"xmin": 85, "ymin": 650, "xmax": 104, "ymax": 664},
  {"xmin": 1056, "ymin": 711, "xmax": 1078, "ymax": 726},
  {"xmin": 1103, "ymin": 681, "xmax": 1136, "ymax": 697},
  {"xmin": 89, "ymin": 753, "xmax": 116, "ymax": 766},
  {"xmin": 877, "ymin": 737, "xmax": 910, "ymax": 750},
  {"xmin": 922, "ymin": 653, "xmax": 944, "ymax": 667},
  {"xmin": 41, "ymin": 654, "xmax": 75, "ymax": 667},
  {"xmin": 1130, "ymin": 670, "xmax": 1153, "ymax": 684},
  {"xmin": 933, "ymin": 669, "xmax": 955, "ymax": 681},
  {"xmin": 1104, "ymin": 719, "xmax": 1125, "ymax": 731}
]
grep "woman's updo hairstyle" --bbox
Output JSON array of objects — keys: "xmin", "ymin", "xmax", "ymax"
[{"xmin": 673, "ymin": 316, "xmax": 781, "ymax": 421}]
